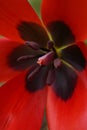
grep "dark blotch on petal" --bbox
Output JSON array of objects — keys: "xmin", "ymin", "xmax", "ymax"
[
  {"xmin": 17, "ymin": 21, "xmax": 49, "ymax": 47},
  {"xmin": 62, "ymin": 45, "xmax": 86, "ymax": 71},
  {"xmin": 47, "ymin": 21, "xmax": 75, "ymax": 47},
  {"xmin": 26, "ymin": 65, "xmax": 49, "ymax": 92},
  {"xmin": 8, "ymin": 45, "xmax": 43, "ymax": 70},
  {"xmin": 52, "ymin": 63, "xmax": 77, "ymax": 101}
]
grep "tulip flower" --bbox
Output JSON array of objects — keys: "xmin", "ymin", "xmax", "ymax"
[{"xmin": 0, "ymin": 0, "xmax": 87, "ymax": 130}]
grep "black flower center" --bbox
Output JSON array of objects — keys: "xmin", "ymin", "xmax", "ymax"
[{"xmin": 8, "ymin": 21, "xmax": 86, "ymax": 101}]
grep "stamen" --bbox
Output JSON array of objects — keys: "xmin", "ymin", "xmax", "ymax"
[
  {"xmin": 37, "ymin": 51, "xmax": 54, "ymax": 66},
  {"xmin": 17, "ymin": 55, "xmax": 35, "ymax": 62},
  {"xmin": 25, "ymin": 41, "xmax": 40, "ymax": 50},
  {"xmin": 27, "ymin": 66, "xmax": 41, "ymax": 80},
  {"xmin": 46, "ymin": 69, "xmax": 55, "ymax": 85},
  {"xmin": 54, "ymin": 58, "xmax": 61, "ymax": 68},
  {"xmin": 47, "ymin": 40, "xmax": 54, "ymax": 49}
]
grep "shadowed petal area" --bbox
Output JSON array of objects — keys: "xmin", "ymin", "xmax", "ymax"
[
  {"xmin": 0, "ymin": 0, "xmax": 48, "ymax": 42},
  {"xmin": 47, "ymin": 21, "xmax": 75, "ymax": 48},
  {"xmin": 41, "ymin": 0, "xmax": 87, "ymax": 41},
  {"xmin": 17, "ymin": 21, "xmax": 49, "ymax": 47},
  {"xmin": 26, "ymin": 65, "xmax": 49, "ymax": 92},
  {"xmin": 76, "ymin": 42, "xmax": 87, "ymax": 61},
  {"xmin": 61, "ymin": 44, "xmax": 86, "ymax": 71},
  {"xmin": 51, "ymin": 63, "xmax": 77, "ymax": 100},
  {"xmin": 8, "ymin": 44, "xmax": 43, "ymax": 70},
  {"xmin": 0, "ymin": 71, "xmax": 47, "ymax": 130},
  {"xmin": 47, "ymin": 75, "xmax": 87, "ymax": 130},
  {"xmin": 0, "ymin": 38, "xmax": 24, "ymax": 82}
]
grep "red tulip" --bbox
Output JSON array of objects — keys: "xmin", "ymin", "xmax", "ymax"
[{"xmin": 0, "ymin": 0, "xmax": 87, "ymax": 130}]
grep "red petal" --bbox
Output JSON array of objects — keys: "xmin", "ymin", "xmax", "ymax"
[
  {"xmin": 0, "ymin": 0, "xmax": 43, "ymax": 42},
  {"xmin": 0, "ymin": 71, "xmax": 46, "ymax": 130},
  {"xmin": 41, "ymin": 0, "xmax": 87, "ymax": 41},
  {"xmin": 0, "ymin": 38, "xmax": 23, "ymax": 82},
  {"xmin": 46, "ymin": 74, "xmax": 87, "ymax": 130}
]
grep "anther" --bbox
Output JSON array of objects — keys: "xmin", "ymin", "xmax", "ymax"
[
  {"xmin": 17, "ymin": 55, "xmax": 35, "ymax": 62},
  {"xmin": 47, "ymin": 40, "xmax": 54, "ymax": 49},
  {"xmin": 25, "ymin": 41, "xmax": 40, "ymax": 50},
  {"xmin": 37, "ymin": 51, "xmax": 54, "ymax": 66},
  {"xmin": 27, "ymin": 66, "xmax": 41, "ymax": 80},
  {"xmin": 46, "ymin": 69, "xmax": 55, "ymax": 85},
  {"xmin": 54, "ymin": 58, "xmax": 61, "ymax": 68}
]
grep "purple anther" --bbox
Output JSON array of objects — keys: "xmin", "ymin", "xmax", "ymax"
[
  {"xmin": 54, "ymin": 58, "xmax": 61, "ymax": 68},
  {"xmin": 46, "ymin": 69, "xmax": 55, "ymax": 85},
  {"xmin": 27, "ymin": 66, "xmax": 41, "ymax": 80},
  {"xmin": 47, "ymin": 40, "xmax": 54, "ymax": 49},
  {"xmin": 25, "ymin": 41, "xmax": 40, "ymax": 50},
  {"xmin": 17, "ymin": 55, "xmax": 35, "ymax": 62}
]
